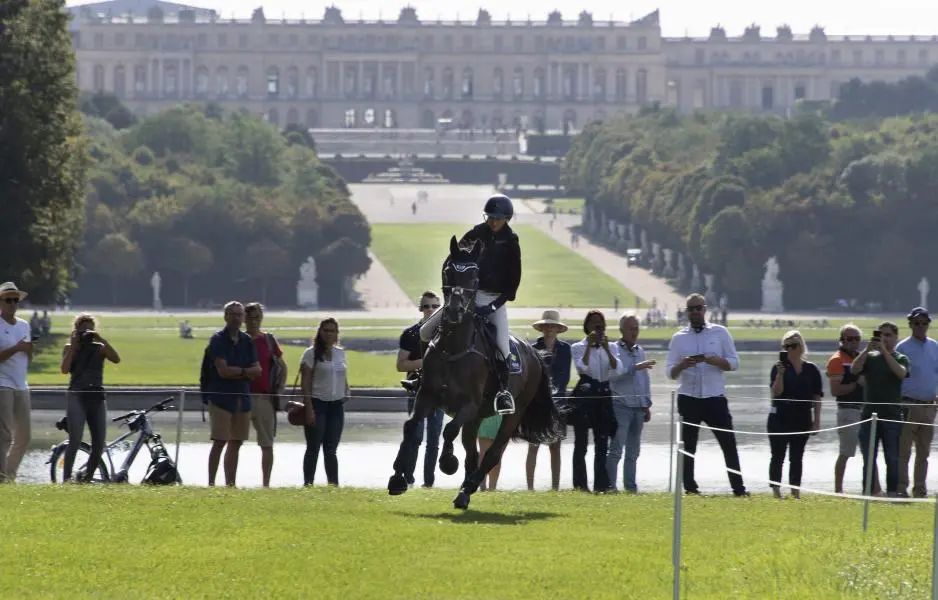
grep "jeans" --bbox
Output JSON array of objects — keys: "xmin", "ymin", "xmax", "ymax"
[
  {"xmin": 572, "ymin": 398, "xmax": 613, "ymax": 491},
  {"xmin": 63, "ymin": 390, "xmax": 108, "ymax": 481},
  {"xmin": 859, "ymin": 419, "xmax": 902, "ymax": 494},
  {"xmin": 678, "ymin": 395, "xmax": 746, "ymax": 494},
  {"xmin": 898, "ymin": 402, "xmax": 937, "ymax": 496},
  {"xmin": 766, "ymin": 413, "xmax": 809, "ymax": 489},
  {"xmin": 409, "ymin": 408, "xmax": 444, "ymax": 486},
  {"xmin": 606, "ymin": 405, "xmax": 645, "ymax": 492},
  {"xmin": 303, "ymin": 399, "xmax": 345, "ymax": 486}
]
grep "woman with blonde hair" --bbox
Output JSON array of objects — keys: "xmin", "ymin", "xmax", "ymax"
[{"xmin": 768, "ymin": 330, "xmax": 822, "ymax": 498}]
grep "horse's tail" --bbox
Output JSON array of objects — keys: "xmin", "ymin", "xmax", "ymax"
[{"xmin": 515, "ymin": 352, "xmax": 566, "ymax": 444}]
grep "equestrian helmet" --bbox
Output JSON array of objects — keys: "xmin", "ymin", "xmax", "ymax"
[{"xmin": 483, "ymin": 194, "xmax": 514, "ymax": 221}]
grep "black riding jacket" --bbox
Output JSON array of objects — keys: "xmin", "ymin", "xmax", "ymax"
[{"xmin": 458, "ymin": 223, "xmax": 522, "ymax": 308}]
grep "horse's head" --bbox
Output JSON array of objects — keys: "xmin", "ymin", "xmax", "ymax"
[{"xmin": 442, "ymin": 236, "xmax": 480, "ymax": 324}]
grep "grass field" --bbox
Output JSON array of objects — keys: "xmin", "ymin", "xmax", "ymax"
[
  {"xmin": 370, "ymin": 223, "xmax": 644, "ymax": 308},
  {"xmin": 546, "ymin": 197, "xmax": 586, "ymax": 214},
  {"xmin": 0, "ymin": 486, "xmax": 931, "ymax": 599}
]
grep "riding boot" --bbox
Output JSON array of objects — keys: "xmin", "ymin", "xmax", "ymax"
[{"xmin": 493, "ymin": 357, "xmax": 515, "ymax": 415}]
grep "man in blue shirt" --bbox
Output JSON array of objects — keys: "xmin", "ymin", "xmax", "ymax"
[
  {"xmin": 206, "ymin": 301, "xmax": 261, "ymax": 487},
  {"xmin": 896, "ymin": 307, "xmax": 938, "ymax": 498}
]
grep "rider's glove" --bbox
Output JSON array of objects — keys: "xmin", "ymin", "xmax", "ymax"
[{"xmin": 476, "ymin": 303, "xmax": 495, "ymax": 317}]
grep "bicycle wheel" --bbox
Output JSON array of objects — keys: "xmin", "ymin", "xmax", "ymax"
[{"xmin": 49, "ymin": 442, "xmax": 110, "ymax": 483}]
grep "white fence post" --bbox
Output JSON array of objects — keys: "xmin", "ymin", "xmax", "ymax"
[
  {"xmin": 668, "ymin": 390, "xmax": 676, "ymax": 493},
  {"xmin": 862, "ymin": 413, "xmax": 878, "ymax": 532},
  {"xmin": 932, "ymin": 494, "xmax": 938, "ymax": 600},
  {"xmin": 174, "ymin": 388, "xmax": 186, "ymax": 470},
  {"xmin": 672, "ymin": 438, "xmax": 684, "ymax": 600}
]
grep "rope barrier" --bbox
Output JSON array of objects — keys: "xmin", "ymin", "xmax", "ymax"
[
  {"xmin": 879, "ymin": 417, "xmax": 938, "ymax": 428},
  {"xmin": 676, "ymin": 448, "xmax": 935, "ymax": 504},
  {"xmin": 679, "ymin": 418, "xmax": 872, "ymax": 436}
]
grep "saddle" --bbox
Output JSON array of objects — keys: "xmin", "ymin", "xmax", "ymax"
[{"xmin": 478, "ymin": 320, "xmax": 523, "ymax": 375}]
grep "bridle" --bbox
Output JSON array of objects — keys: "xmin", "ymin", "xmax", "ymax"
[{"xmin": 442, "ymin": 261, "xmax": 479, "ymax": 325}]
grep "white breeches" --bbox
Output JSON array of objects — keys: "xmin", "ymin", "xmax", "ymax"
[{"xmin": 476, "ymin": 291, "xmax": 509, "ymax": 358}]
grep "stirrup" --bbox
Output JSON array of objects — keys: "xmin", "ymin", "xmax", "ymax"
[{"xmin": 494, "ymin": 390, "xmax": 515, "ymax": 415}]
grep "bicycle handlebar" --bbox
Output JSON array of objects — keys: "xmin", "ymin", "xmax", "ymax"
[{"xmin": 111, "ymin": 396, "xmax": 176, "ymax": 423}]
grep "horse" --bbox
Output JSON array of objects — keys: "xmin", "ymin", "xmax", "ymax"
[{"xmin": 387, "ymin": 236, "xmax": 565, "ymax": 509}]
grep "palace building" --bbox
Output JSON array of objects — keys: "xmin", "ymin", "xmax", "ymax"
[{"xmin": 70, "ymin": 1, "xmax": 938, "ymax": 130}]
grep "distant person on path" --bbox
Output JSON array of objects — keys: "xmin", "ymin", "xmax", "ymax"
[
  {"xmin": 40, "ymin": 310, "xmax": 51, "ymax": 337},
  {"xmin": 827, "ymin": 324, "xmax": 877, "ymax": 495},
  {"xmin": 666, "ymin": 293, "xmax": 748, "ymax": 496},
  {"xmin": 245, "ymin": 303, "xmax": 287, "ymax": 488},
  {"xmin": 896, "ymin": 307, "xmax": 938, "ymax": 498},
  {"xmin": 59, "ymin": 314, "xmax": 120, "ymax": 482},
  {"xmin": 477, "ymin": 414, "xmax": 503, "ymax": 491},
  {"xmin": 457, "ymin": 194, "xmax": 522, "ymax": 415},
  {"xmin": 411, "ymin": 201, "xmax": 417, "ymax": 216},
  {"xmin": 527, "ymin": 310, "xmax": 571, "ymax": 491},
  {"xmin": 205, "ymin": 301, "xmax": 261, "ymax": 487},
  {"xmin": 397, "ymin": 291, "xmax": 445, "ymax": 488},
  {"xmin": 300, "ymin": 318, "xmax": 349, "ymax": 486},
  {"xmin": 607, "ymin": 314, "xmax": 654, "ymax": 493},
  {"xmin": 852, "ymin": 322, "xmax": 909, "ymax": 497},
  {"xmin": 613, "ymin": 297, "xmax": 620, "ymax": 313},
  {"xmin": 571, "ymin": 310, "xmax": 618, "ymax": 492},
  {"xmin": 0, "ymin": 282, "xmax": 32, "ymax": 482},
  {"xmin": 29, "ymin": 312, "xmax": 40, "ymax": 338},
  {"xmin": 768, "ymin": 331, "xmax": 822, "ymax": 499}
]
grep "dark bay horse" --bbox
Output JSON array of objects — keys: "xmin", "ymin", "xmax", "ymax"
[{"xmin": 387, "ymin": 236, "xmax": 565, "ymax": 509}]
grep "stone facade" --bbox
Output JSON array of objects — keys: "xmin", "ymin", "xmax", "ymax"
[{"xmin": 71, "ymin": 3, "xmax": 938, "ymax": 129}]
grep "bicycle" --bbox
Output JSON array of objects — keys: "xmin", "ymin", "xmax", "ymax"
[{"xmin": 48, "ymin": 396, "xmax": 182, "ymax": 484}]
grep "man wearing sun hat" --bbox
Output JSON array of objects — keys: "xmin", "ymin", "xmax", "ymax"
[
  {"xmin": 526, "ymin": 310, "xmax": 572, "ymax": 491},
  {"xmin": 0, "ymin": 282, "xmax": 33, "ymax": 482},
  {"xmin": 896, "ymin": 307, "xmax": 938, "ymax": 497}
]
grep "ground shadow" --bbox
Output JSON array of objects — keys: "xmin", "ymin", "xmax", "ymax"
[{"xmin": 392, "ymin": 510, "xmax": 561, "ymax": 525}]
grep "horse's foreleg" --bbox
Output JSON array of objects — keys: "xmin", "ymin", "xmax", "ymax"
[
  {"xmin": 438, "ymin": 400, "xmax": 478, "ymax": 475},
  {"xmin": 388, "ymin": 392, "xmax": 433, "ymax": 495},
  {"xmin": 461, "ymin": 420, "xmax": 481, "ymax": 482},
  {"xmin": 454, "ymin": 413, "xmax": 523, "ymax": 510}
]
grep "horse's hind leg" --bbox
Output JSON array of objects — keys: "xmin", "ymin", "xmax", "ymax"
[
  {"xmin": 454, "ymin": 413, "xmax": 522, "ymax": 510},
  {"xmin": 388, "ymin": 393, "xmax": 432, "ymax": 495},
  {"xmin": 438, "ymin": 401, "xmax": 478, "ymax": 475}
]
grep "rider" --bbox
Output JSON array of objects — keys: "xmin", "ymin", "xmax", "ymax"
[{"xmin": 459, "ymin": 194, "xmax": 521, "ymax": 415}]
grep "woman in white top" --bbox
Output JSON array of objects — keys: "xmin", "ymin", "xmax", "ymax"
[{"xmin": 300, "ymin": 318, "xmax": 349, "ymax": 486}]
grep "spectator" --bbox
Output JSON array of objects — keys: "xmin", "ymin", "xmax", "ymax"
[
  {"xmin": 396, "ymin": 291, "xmax": 444, "ymax": 488},
  {"xmin": 29, "ymin": 311, "xmax": 40, "ymax": 338},
  {"xmin": 768, "ymin": 331, "xmax": 822, "ymax": 499},
  {"xmin": 477, "ymin": 414, "xmax": 502, "ymax": 491},
  {"xmin": 666, "ymin": 293, "xmax": 748, "ymax": 496},
  {"xmin": 852, "ymin": 322, "xmax": 909, "ymax": 497},
  {"xmin": 245, "ymin": 303, "xmax": 287, "ymax": 488},
  {"xmin": 300, "ymin": 318, "xmax": 348, "ymax": 486},
  {"xmin": 0, "ymin": 282, "xmax": 32, "ymax": 482},
  {"xmin": 40, "ymin": 310, "xmax": 51, "ymax": 337},
  {"xmin": 205, "ymin": 301, "xmax": 261, "ymax": 487},
  {"xmin": 59, "ymin": 314, "xmax": 120, "ymax": 482},
  {"xmin": 527, "ymin": 310, "xmax": 571, "ymax": 491},
  {"xmin": 570, "ymin": 310, "xmax": 618, "ymax": 492},
  {"xmin": 827, "ymin": 324, "xmax": 878, "ymax": 495},
  {"xmin": 896, "ymin": 307, "xmax": 938, "ymax": 498},
  {"xmin": 607, "ymin": 314, "xmax": 654, "ymax": 493}
]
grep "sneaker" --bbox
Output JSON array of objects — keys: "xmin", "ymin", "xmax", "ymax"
[
  {"xmin": 684, "ymin": 489, "xmax": 701, "ymax": 496},
  {"xmin": 494, "ymin": 390, "xmax": 515, "ymax": 415}
]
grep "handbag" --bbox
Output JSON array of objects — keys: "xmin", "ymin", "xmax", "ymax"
[{"xmin": 266, "ymin": 333, "xmax": 288, "ymax": 411}]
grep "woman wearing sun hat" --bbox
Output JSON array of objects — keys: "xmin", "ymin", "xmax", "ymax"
[
  {"xmin": 0, "ymin": 282, "xmax": 33, "ymax": 482},
  {"xmin": 525, "ymin": 310, "xmax": 572, "ymax": 491}
]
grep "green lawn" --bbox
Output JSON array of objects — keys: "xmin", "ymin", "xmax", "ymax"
[
  {"xmin": 370, "ymin": 223, "xmax": 644, "ymax": 308},
  {"xmin": 546, "ymin": 197, "xmax": 585, "ymax": 214},
  {"xmin": 0, "ymin": 486, "xmax": 931, "ymax": 598}
]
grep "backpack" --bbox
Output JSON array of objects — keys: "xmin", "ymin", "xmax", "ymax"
[{"xmin": 199, "ymin": 345, "xmax": 214, "ymax": 405}]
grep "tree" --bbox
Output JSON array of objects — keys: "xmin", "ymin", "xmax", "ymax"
[
  {"xmin": 0, "ymin": 0, "xmax": 88, "ymax": 302},
  {"xmin": 88, "ymin": 233, "xmax": 144, "ymax": 304},
  {"xmin": 224, "ymin": 113, "xmax": 285, "ymax": 185},
  {"xmin": 316, "ymin": 238, "xmax": 371, "ymax": 307},
  {"xmin": 245, "ymin": 239, "xmax": 292, "ymax": 305},
  {"xmin": 158, "ymin": 236, "xmax": 213, "ymax": 306}
]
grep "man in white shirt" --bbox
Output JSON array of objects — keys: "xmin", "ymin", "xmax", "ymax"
[
  {"xmin": 666, "ymin": 293, "xmax": 748, "ymax": 496},
  {"xmin": 0, "ymin": 282, "xmax": 33, "ymax": 482}
]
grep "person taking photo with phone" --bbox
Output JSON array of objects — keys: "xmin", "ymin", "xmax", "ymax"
[{"xmin": 768, "ymin": 331, "xmax": 822, "ymax": 498}]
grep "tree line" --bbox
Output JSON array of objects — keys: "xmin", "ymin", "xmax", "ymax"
[{"xmin": 564, "ymin": 100, "xmax": 938, "ymax": 309}]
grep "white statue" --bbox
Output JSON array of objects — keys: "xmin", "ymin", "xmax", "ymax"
[
  {"xmin": 704, "ymin": 274, "xmax": 716, "ymax": 305},
  {"xmin": 297, "ymin": 257, "xmax": 319, "ymax": 308},
  {"xmin": 761, "ymin": 256, "xmax": 784, "ymax": 313},
  {"xmin": 151, "ymin": 271, "xmax": 162, "ymax": 311},
  {"xmin": 919, "ymin": 277, "xmax": 930, "ymax": 310},
  {"xmin": 663, "ymin": 248, "xmax": 675, "ymax": 278}
]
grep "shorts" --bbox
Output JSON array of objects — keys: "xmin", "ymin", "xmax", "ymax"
[
  {"xmin": 478, "ymin": 414, "xmax": 503, "ymax": 440},
  {"xmin": 250, "ymin": 393, "xmax": 276, "ymax": 448},
  {"xmin": 209, "ymin": 402, "xmax": 250, "ymax": 442},
  {"xmin": 837, "ymin": 407, "xmax": 863, "ymax": 457}
]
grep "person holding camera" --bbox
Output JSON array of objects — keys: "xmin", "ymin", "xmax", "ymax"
[
  {"xmin": 59, "ymin": 314, "xmax": 121, "ymax": 482},
  {"xmin": 396, "ymin": 291, "xmax": 444, "ymax": 488},
  {"xmin": 570, "ymin": 310, "xmax": 618, "ymax": 492},
  {"xmin": 0, "ymin": 282, "xmax": 33, "ymax": 482},
  {"xmin": 666, "ymin": 293, "xmax": 748, "ymax": 496},
  {"xmin": 852, "ymin": 322, "xmax": 909, "ymax": 497},
  {"xmin": 768, "ymin": 331, "xmax": 821, "ymax": 499}
]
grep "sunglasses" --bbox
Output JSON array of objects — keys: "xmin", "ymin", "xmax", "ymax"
[
  {"xmin": 842, "ymin": 336, "xmax": 861, "ymax": 342},
  {"xmin": 421, "ymin": 304, "xmax": 441, "ymax": 310},
  {"xmin": 686, "ymin": 305, "xmax": 706, "ymax": 312},
  {"xmin": 2, "ymin": 298, "xmax": 19, "ymax": 304},
  {"xmin": 783, "ymin": 342, "xmax": 800, "ymax": 349},
  {"xmin": 911, "ymin": 320, "xmax": 930, "ymax": 327}
]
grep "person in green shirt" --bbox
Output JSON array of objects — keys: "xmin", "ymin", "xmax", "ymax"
[{"xmin": 852, "ymin": 321, "xmax": 909, "ymax": 496}]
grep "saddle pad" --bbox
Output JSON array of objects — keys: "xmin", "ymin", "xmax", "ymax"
[{"xmin": 507, "ymin": 337, "xmax": 523, "ymax": 375}]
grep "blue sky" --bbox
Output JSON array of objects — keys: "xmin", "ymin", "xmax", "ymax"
[{"xmin": 67, "ymin": 0, "xmax": 938, "ymax": 37}]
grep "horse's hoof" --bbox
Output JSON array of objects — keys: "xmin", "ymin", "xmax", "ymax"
[
  {"xmin": 387, "ymin": 474, "xmax": 408, "ymax": 496},
  {"xmin": 439, "ymin": 454, "xmax": 459, "ymax": 475},
  {"xmin": 453, "ymin": 490, "xmax": 471, "ymax": 510}
]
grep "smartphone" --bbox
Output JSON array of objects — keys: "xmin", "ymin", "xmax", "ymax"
[
  {"xmin": 690, "ymin": 354, "xmax": 706, "ymax": 361},
  {"xmin": 778, "ymin": 350, "xmax": 788, "ymax": 364},
  {"xmin": 872, "ymin": 330, "xmax": 881, "ymax": 340},
  {"xmin": 31, "ymin": 335, "xmax": 41, "ymax": 342}
]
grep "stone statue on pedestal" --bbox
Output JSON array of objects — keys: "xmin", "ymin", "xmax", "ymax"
[
  {"xmin": 761, "ymin": 256, "xmax": 785, "ymax": 313},
  {"xmin": 297, "ymin": 257, "xmax": 319, "ymax": 308},
  {"xmin": 919, "ymin": 277, "xmax": 930, "ymax": 310},
  {"xmin": 704, "ymin": 274, "xmax": 716, "ymax": 305},
  {"xmin": 663, "ymin": 248, "xmax": 675, "ymax": 278},
  {"xmin": 690, "ymin": 264, "xmax": 702, "ymax": 292},
  {"xmin": 150, "ymin": 271, "xmax": 162, "ymax": 311}
]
